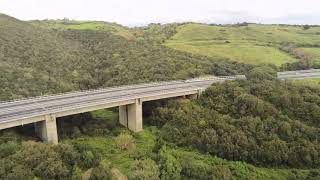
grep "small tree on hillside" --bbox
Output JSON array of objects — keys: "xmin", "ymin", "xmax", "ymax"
[{"xmin": 303, "ymin": 25, "xmax": 311, "ymax": 30}]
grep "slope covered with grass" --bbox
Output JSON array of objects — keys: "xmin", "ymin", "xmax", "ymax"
[
  {"xmin": 0, "ymin": 14, "xmax": 252, "ymax": 101},
  {"xmin": 166, "ymin": 23, "xmax": 320, "ymax": 66},
  {"xmin": 31, "ymin": 20, "xmax": 136, "ymax": 40}
]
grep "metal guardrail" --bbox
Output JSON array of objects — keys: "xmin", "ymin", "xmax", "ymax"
[
  {"xmin": 0, "ymin": 82, "xmax": 208, "ymax": 114},
  {"xmin": 0, "ymin": 75, "xmax": 244, "ymax": 105},
  {"xmin": 0, "ymin": 88, "xmax": 200, "ymax": 124},
  {"xmin": 0, "ymin": 75, "xmax": 246, "ymax": 123},
  {"xmin": 0, "ymin": 86, "xmax": 202, "ymax": 123}
]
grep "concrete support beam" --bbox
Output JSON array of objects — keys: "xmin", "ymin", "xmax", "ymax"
[
  {"xmin": 119, "ymin": 105, "xmax": 128, "ymax": 127},
  {"xmin": 198, "ymin": 89, "xmax": 204, "ymax": 97},
  {"xmin": 119, "ymin": 99, "xmax": 143, "ymax": 132},
  {"xmin": 128, "ymin": 99, "xmax": 143, "ymax": 132},
  {"xmin": 35, "ymin": 114, "xmax": 58, "ymax": 144}
]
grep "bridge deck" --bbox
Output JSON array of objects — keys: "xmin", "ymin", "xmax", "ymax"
[
  {"xmin": 1, "ymin": 69, "xmax": 319, "ymax": 131},
  {"xmin": 0, "ymin": 76, "xmax": 241, "ymax": 129}
]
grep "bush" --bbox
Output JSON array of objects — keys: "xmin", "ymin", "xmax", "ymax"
[
  {"xmin": 82, "ymin": 151, "xmax": 100, "ymax": 168},
  {"xmin": 159, "ymin": 146, "xmax": 182, "ymax": 180},
  {"xmin": 0, "ymin": 141, "xmax": 20, "ymax": 158},
  {"xmin": 90, "ymin": 160, "xmax": 113, "ymax": 180},
  {"xmin": 55, "ymin": 143, "xmax": 80, "ymax": 167},
  {"xmin": 0, "ymin": 141, "xmax": 70, "ymax": 179},
  {"xmin": 130, "ymin": 159, "xmax": 160, "ymax": 180},
  {"xmin": 115, "ymin": 133, "xmax": 136, "ymax": 151}
]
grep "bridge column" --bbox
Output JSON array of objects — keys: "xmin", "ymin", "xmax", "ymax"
[
  {"xmin": 119, "ymin": 105, "xmax": 128, "ymax": 127},
  {"xmin": 198, "ymin": 89, "xmax": 204, "ymax": 97},
  {"xmin": 35, "ymin": 114, "xmax": 58, "ymax": 144},
  {"xmin": 119, "ymin": 99, "xmax": 143, "ymax": 132},
  {"xmin": 186, "ymin": 93, "xmax": 198, "ymax": 99}
]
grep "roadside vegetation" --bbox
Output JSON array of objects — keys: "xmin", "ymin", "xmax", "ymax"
[{"xmin": 292, "ymin": 78, "xmax": 320, "ymax": 88}]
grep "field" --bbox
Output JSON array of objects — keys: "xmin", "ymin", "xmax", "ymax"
[{"xmin": 165, "ymin": 23, "xmax": 320, "ymax": 66}]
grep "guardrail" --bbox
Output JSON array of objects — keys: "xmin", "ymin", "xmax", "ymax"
[
  {"xmin": 0, "ymin": 86, "xmax": 201, "ymax": 122},
  {"xmin": 0, "ymin": 75, "xmax": 244, "ymax": 105}
]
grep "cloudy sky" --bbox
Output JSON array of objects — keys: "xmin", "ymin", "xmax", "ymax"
[{"xmin": 0, "ymin": 0, "xmax": 319, "ymax": 26}]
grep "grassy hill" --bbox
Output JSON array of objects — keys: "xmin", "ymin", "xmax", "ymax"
[
  {"xmin": 0, "ymin": 14, "xmax": 251, "ymax": 101},
  {"xmin": 165, "ymin": 23, "xmax": 320, "ymax": 66},
  {"xmin": 31, "ymin": 20, "xmax": 136, "ymax": 40}
]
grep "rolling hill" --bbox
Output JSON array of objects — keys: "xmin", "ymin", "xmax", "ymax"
[
  {"xmin": 2, "ymin": 14, "xmax": 250, "ymax": 100},
  {"xmin": 165, "ymin": 23, "xmax": 320, "ymax": 66}
]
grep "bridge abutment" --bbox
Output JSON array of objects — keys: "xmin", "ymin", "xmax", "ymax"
[
  {"xmin": 35, "ymin": 114, "xmax": 58, "ymax": 144},
  {"xmin": 119, "ymin": 99, "xmax": 143, "ymax": 132}
]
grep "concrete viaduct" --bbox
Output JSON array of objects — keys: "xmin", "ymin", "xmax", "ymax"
[
  {"xmin": 0, "ymin": 76, "xmax": 244, "ymax": 144},
  {"xmin": 0, "ymin": 69, "xmax": 319, "ymax": 144}
]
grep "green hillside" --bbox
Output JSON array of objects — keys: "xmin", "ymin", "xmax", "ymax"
[
  {"xmin": 0, "ymin": 14, "xmax": 251, "ymax": 101},
  {"xmin": 166, "ymin": 23, "xmax": 320, "ymax": 66},
  {"xmin": 31, "ymin": 20, "xmax": 136, "ymax": 40}
]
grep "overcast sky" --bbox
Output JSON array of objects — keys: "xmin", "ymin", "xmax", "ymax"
[{"xmin": 0, "ymin": 0, "xmax": 319, "ymax": 26}]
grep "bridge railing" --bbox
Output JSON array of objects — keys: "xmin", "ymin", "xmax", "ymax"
[
  {"xmin": 0, "ymin": 75, "xmax": 245, "ymax": 105},
  {"xmin": 0, "ymin": 86, "xmax": 202, "ymax": 122},
  {"xmin": 0, "ymin": 80, "xmax": 184, "ymax": 105}
]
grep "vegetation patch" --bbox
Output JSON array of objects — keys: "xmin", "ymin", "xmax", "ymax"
[{"xmin": 298, "ymin": 47, "xmax": 320, "ymax": 65}]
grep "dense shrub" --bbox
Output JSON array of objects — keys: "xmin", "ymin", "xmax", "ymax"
[
  {"xmin": 151, "ymin": 67, "xmax": 320, "ymax": 168},
  {"xmin": 130, "ymin": 159, "xmax": 160, "ymax": 180},
  {"xmin": 159, "ymin": 146, "xmax": 182, "ymax": 180},
  {"xmin": 0, "ymin": 141, "xmax": 80, "ymax": 179},
  {"xmin": 115, "ymin": 133, "xmax": 136, "ymax": 151},
  {"xmin": 90, "ymin": 160, "xmax": 113, "ymax": 180}
]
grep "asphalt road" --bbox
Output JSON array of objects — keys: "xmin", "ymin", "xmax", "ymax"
[{"xmin": 0, "ymin": 76, "xmax": 240, "ymax": 124}]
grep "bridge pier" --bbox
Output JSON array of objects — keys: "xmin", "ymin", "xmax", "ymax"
[
  {"xmin": 35, "ymin": 114, "xmax": 58, "ymax": 144},
  {"xmin": 119, "ymin": 99, "xmax": 143, "ymax": 132},
  {"xmin": 186, "ymin": 94, "xmax": 198, "ymax": 99}
]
